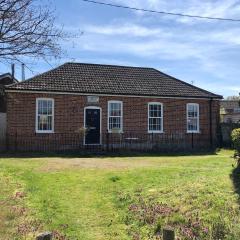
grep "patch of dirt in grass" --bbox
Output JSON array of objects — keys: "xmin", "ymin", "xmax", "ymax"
[
  {"xmin": 0, "ymin": 173, "xmax": 68, "ymax": 239},
  {"xmin": 0, "ymin": 175, "xmax": 35, "ymax": 239},
  {"xmin": 116, "ymin": 187, "xmax": 240, "ymax": 240},
  {"xmin": 124, "ymin": 195, "xmax": 215, "ymax": 240},
  {"xmin": 38, "ymin": 157, "xmax": 157, "ymax": 171}
]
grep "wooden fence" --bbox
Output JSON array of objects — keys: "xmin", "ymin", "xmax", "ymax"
[
  {"xmin": 220, "ymin": 123, "xmax": 240, "ymax": 147},
  {"xmin": 0, "ymin": 113, "xmax": 6, "ymax": 151}
]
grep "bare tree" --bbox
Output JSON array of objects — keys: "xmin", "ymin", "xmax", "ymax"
[
  {"xmin": 226, "ymin": 95, "xmax": 240, "ymax": 100},
  {"xmin": 0, "ymin": 0, "xmax": 63, "ymax": 62}
]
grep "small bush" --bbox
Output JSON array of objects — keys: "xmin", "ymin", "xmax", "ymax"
[
  {"xmin": 109, "ymin": 175, "xmax": 121, "ymax": 182},
  {"xmin": 154, "ymin": 221, "xmax": 162, "ymax": 236},
  {"xmin": 231, "ymin": 128, "xmax": 240, "ymax": 163}
]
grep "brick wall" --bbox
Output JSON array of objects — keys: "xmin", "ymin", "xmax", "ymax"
[
  {"xmin": 6, "ymin": 92, "xmax": 220, "ymax": 151},
  {"xmin": 0, "ymin": 77, "xmax": 16, "ymax": 113}
]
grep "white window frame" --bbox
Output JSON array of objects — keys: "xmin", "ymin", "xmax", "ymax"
[
  {"xmin": 148, "ymin": 102, "xmax": 163, "ymax": 133},
  {"xmin": 187, "ymin": 103, "xmax": 200, "ymax": 133},
  {"xmin": 108, "ymin": 100, "xmax": 123, "ymax": 133},
  {"xmin": 36, "ymin": 98, "xmax": 54, "ymax": 133}
]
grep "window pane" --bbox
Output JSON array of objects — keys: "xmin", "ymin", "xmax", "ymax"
[
  {"xmin": 111, "ymin": 109, "xmax": 121, "ymax": 116},
  {"xmin": 47, "ymin": 116, "xmax": 52, "ymax": 130},
  {"xmin": 113, "ymin": 117, "xmax": 120, "ymax": 129},
  {"xmin": 42, "ymin": 100, "xmax": 48, "ymax": 109},
  {"xmin": 149, "ymin": 104, "xmax": 161, "ymax": 117},
  {"xmin": 187, "ymin": 104, "xmax": 199, "ymax": 132},
  {"xmin": 109, "ymin": 117, "xmax": 121, "ymax": 130},
  {"xmin": 48, "ymin": 100, "xmax": 52, "ymax": 109},
  {"xmin": 37, "ymin": 99, "xmax": 53, "ymax": 132},
  {"xmin": 188, "ymin": 104, "xmax": 198, "ymax": 118},
  {"xmin": 149, "ymin": 117, "xmax": 162, "ymax": 131},
  {"xmin": 48, "ymin": 101, "xmax": 52, "ymax": 114},
  {"xmin": 155, "ymin": 118, "xmax": 161, "ymax": 131},
  {"xmin": 149, "ymin": 118, "xmax": 154, "ymax": 131},
  {"xmin": 39, "ymin": 115, "xmax": 47, "ymax": 130},
  {"xmin": 148, "ymin": 104, "xmax": 162, "ymax": 132},
  {"xmin": 188, "ymin": 118, "xmax": 198, "ymax": 131},
  {"xmin": 42, "ymin": 107, "xmax": 48, "ymax": 115},
  {"xmin": 108, "ymin": 102, "xmax": 122, "ymax": 131},
  {"xmin": 188, "ymin": 109, "xmax": 197, "ymax": 118},
  {"xmin": 110, "ymin": 103, "xmax": 121, "ymax": 116},
  {"xmin": 114, "ymin": 103, "xmax": 121, "ymax": 110}
]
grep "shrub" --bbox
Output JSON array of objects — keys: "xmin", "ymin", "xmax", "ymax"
[
  {"xmin": 154, "ymin": 221, "xmax": 162, "ymax": 236},
  {"xmin": 109, "ymin": 175, "xmax": 121, "ymax": 182},
  {"xmin": 231, "ymin": 128, "xmax": 240, "ymax": 163}
]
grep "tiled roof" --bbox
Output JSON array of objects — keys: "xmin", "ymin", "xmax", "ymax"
[
  {"xmin": 7, "ymin": 62, "xmax": 222, "ymax": 99},
  {"xmin": 0, "ymin": 73, "xmax": 18, "ymax": 85}
]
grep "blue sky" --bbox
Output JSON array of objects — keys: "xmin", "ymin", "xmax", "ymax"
[{"xmin": 1, "ymin": 0, "xmax": 240, "ymax": 98}]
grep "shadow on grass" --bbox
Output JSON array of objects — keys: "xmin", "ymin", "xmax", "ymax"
[
  {"xmin": 0, "ymin": 148, "xmax": 218, "ymax": 159},
  {"xmin": 230, "ymin": 164, "xmax": 240, "ymax": 201}
]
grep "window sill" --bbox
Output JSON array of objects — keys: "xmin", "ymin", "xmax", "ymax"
[
  {"xmin": 84, "ymin": 143, "xmax": 102, "ymax": 146},
  {"xmin": 187, "ymin": 131, "xmax": 200, "ymax": 134},
  {"xmin": 36, "ymin": 131, "xmax": 54, "ymax": 134},
  {"xmin": 148, "ymin": 131, "xmax": 164, "ymax": 134},
  {"xmin": 108, "ymin": 131, "xmax": 124, "ymax": 134}
]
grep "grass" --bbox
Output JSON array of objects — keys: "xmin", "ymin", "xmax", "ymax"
[{"xmin": 0, "ymin": 149, "xmax": 240, "ymax": 239}]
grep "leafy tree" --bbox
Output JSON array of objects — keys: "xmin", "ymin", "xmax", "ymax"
[{"xmin": 232, "ymin": 128, "xmax": 240, "ymax": 164}]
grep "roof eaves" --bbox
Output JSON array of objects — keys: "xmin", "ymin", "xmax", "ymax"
[
  {"xmin": 5, "ymin": 88, "xmax": 223, "ymax": 99},
  {"xmin": 0, "ymin": 73, "xmax": 18, "ymax": 83}
]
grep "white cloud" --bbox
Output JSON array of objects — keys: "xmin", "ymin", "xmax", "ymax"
[
  {"xmin": 110, "ymin": 0, "xmax": 240, "ymax": 24},
  {"xmin": 78, "ymin": 21, "xmax": 234, "ymax": 59},
  {"xmin": 85, "ymin": 23, "xmax": 165, "ymax": 37},
  {"xmin": 207, "ymin": 29, "xmax": 240, "ymax": 45},
  {"xmin": 76, "ymin": 29, "xmax": 202, "ymax": 60},
  {"xmin": 57, "ymin": 0, "xmax": 240, "ymax": 97},
  {"xmin": 185, "ymin": 0, "xmax": 239, "ymax": 18},
  {"xmin": 226, "ymin": 86, "xmax": 240, "ymax": 91},
  {"xmin": 111, "ymin": 0, "xmax": 165, "ymax": 10}
]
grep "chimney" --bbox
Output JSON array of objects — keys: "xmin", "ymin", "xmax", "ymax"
[
  {"xmin": 11, "ymin": 64, "xmax": 15, "ymax": 82},
  {"xmin": 21, "ymin": 63, "xmax": 25, "ymax": 81}
]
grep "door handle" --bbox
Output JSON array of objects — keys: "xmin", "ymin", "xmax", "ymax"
[{"xmin": 89, "ymin": 127, "xmax": 96, "ymax": 130}]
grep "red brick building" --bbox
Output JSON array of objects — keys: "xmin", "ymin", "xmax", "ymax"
[{"xmin": 5, "ymin": 63, "xmax": 222, "ymax": 152}]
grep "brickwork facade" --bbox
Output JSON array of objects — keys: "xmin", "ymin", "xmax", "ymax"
[{"xmin": 6, "ymin": 92, "xmax": 220, "ymax": 151}]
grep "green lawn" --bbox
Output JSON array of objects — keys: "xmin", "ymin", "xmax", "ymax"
[{"xmin": 0, "ymin": 149, "xmax": 240, "ymax": 239}]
